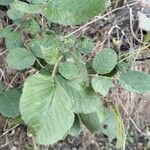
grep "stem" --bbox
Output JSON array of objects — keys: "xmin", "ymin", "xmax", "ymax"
[{"xmin": 52, "ymin": 56, "xmax": 63, "ymax": 78}]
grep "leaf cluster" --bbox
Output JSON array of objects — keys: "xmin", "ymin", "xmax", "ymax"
[{"xmin": 0, "ymin": 0, "xmax": 150, "ymax": 148}]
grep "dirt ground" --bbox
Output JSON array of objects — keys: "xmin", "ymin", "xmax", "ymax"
[{"xmin": 0, "ymin": 0, "xmax": 150, "ymax": 149}]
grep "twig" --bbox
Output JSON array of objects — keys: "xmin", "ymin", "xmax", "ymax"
[
  {"xmin": 5, "ymin": 73, "xmax": 19, "ymax": 91},
  {"xmin": 117, "ymin": 44, "xmax": 150, "ymax": 64},
  {"xmin": 0, "ymin": 124, "xmax": 19, "ymax": 138},
  {"xmin": 0, "ymin": 50, "xmax": 8, "ymax": 56},
  {"xmin": 35, "ymin": 58, "xmax": 44, "ymax": 69},
  {"xmin": 0, "ymin": 68, "xmax": 5, "ymax": 80},
  {"xmin": 119, "ymin": 100, "xmax": 146, "ymax": 135},
  {"xmin": 94, "ymin": 25, "xmax": 120, "ymax": 51},
  {"xmin": 129, "ymin": 8, "xmax": 148, "ymax": 44}
]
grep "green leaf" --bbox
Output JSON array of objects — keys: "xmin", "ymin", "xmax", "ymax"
[
  {"xmin": 5, "ymin": 32, "xmax": 22, "ymax": 49},
  {"xmin": 13, "ymin": 1, "xmax": 43, "ymax": 14},
  {"xmin": 40, "ymin": 65, "xmax": 53, "ymax": 76},
  {"xmin": 57, "ymin": 72, "xmax": 100, "ymax": 114},
  {"xmin": 144, "ymin": 32, "xmax": 150, "ymax": 42},
  {"xmin": 93, "ymin": 48, "xmax": 117, "ymax": 74},
  {"xmin": 63, "ymin": 35, "xmax": 76, "ymax": 50},
  {"xmin": 7, "ymin": 7, "xmax": 24, "ymax": 20},
  {"xmin": 0, "ymin": 0, "xmax": 13, "ymax": 5},
  {"xmin": 76, "ymin": 37, "xmax": 94, "ymax": 54},
  {"xmin": 71, "ymin": 50, "xmax": 85, "ymax": 64},
  {"xmin": 102, "ymin": 106, "xmax": 125, "ymax": 148},
  {"xmin": 27, "ymin": 0, "xmax": 47, "ymax": 4},
  {"xmin": 69, "ymin": 115, "xmax": 81, "ymax": 136},
  {"xmin": 9, "ymin": 116, "xmax": 24, "ymax": 126},
  {"xmin": 20, "ymin": 74, "xmax": 74, "ymax": 145},
  {"xmin": 59, "ymin": 78, "xmax": 100, "ymax": 114},
  {"xmin": 80, "ymin": 105, "xmax": 125, "ymax": 148},
  {"xmin": 117, "ymin": 61, "xmax": 131, "ymax": 73},
  {"xmin": 41, "ymin": 47, "xmax": 60, "ymax": 65},
  {"xmin": 91, "ymin": 76, "xmax": 114, "ymax": 96},
  {"xmin": 110, "ymin": 106, "xmax": 125, "ymax": 148},
  {"xmin": 28, "ymin": 37, "xmax": 50, "ymax": 58},
  {"xmin": 41, "ymin": 36, "xmax": 62, "ymax": 64},
  {"xmin": 119, "ymin": 71, "xmax": 150, "ymax": 94},
  {"xmin": 0, "ymin": 89, "xmax": 21, "ymax": 118},
  {"xmin": 22, "ymin": 19, "xmax": 40, "ymax": 34},
  {"xmin": 0, "ymin": 82, "xmax": 4, "ymax": 94},
  {"xmin": 0, "ymin": 27, "xmax": 11, "ymax": 38},
  {"xmin": 7, "ymin": 48, "xmax": 36, "ymax": 70},
  {"xmin": 80, "ymin": 103, "xmax": 104, "ymax": 132},
  {"xmin": 44, "ymin": 0, "xmax": 109, "ymax": 25},
  {"xmin": 58, "ymin": 62, "xmax": 79, "ymax": 80}
]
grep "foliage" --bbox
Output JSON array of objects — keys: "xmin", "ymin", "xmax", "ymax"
[
  {"xmin": 0, "ymin": 89, "xmax": 21, "ymax": 118},
  {"xmin": 92, "ymin": 48, "xmax": 118, "ymax": 74},
  {"xmin": 0, "ymin": 0, "xmax": 150, "ymax": 148}
]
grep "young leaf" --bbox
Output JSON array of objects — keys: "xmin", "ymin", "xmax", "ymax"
[
  {"xmin": 28, "ymin": 37, "xmax": 51, "ymax": 58},
  {"xmin": 91, "ymin": 76, "xmax": 114, "ymax": 96},
  {"xmin": 93, "ymin": 48, "xmax": 117, "ymax": 74},
  {"xmin": 76, "ymin": 37, "xmax": 94, "ymax": 54},
  {"xmin": 44, "ymin": 0, "xmax": 109, "ymax": 25},
  {"xmin": 41, "ymin": 47, "xmax": 60, "ymax": 65},
  {"xmin": 22, "ymin": 19, "xmax": 40, "ymax": 34},
  {"xmin": 41, "ymin": 34, "xmax": 62, "ymax": 64},
  {"xmin": 0, "ymin": 89, "xmax": 21, "ymax": 118},
  {"xmin": 5, "ymin": 32, "xmax": 22, "ymax": 49},
  {"xmin": 119, "ymin": 71, "xmax": 150, "ymax": 94},
  {"xmin": 20, "ymin": 74, "xmax": 74, "ymax": 145},
  {"xmin": 58, "ymin": 62, "xmax": 79, "ymax": 80},
  {"xmin": 7, "ymin": 48, "xmax": 36, "ymax": 70},
  {"xmin": 63, "ymin": 35, "xmax": 76, "ymax": 50}
]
